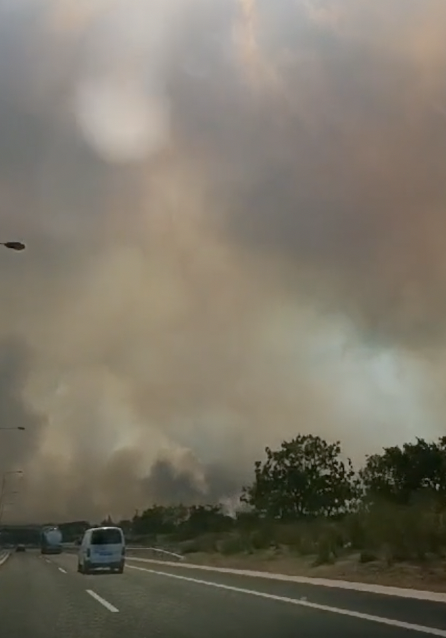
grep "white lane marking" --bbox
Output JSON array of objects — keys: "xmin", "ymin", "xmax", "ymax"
[
  {"xmin": 128, "ymin": 565, "xmax": 446, "ymax": 637},
  {"xmin": 126, "ymin": 557, "xmax": 446, "ymax": 604},
  {"xmin": 58, "ymin": 567, "xmax": 67, "ymax": 574},
  {"xmin": 0, "ymin": 552, "xmax": 10, "ymax": 567},
  {"xmin": 44, "ymin": 558, "xmax": 51, "ymax": 564},
  {"xmin": 86, "ymin": 589, "xmax": 119, "ymax": 613}
]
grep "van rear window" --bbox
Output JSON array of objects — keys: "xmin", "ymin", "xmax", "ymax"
[{"xmin": 91, "ymin": 528, "xmax": 122, "ymax": 545}]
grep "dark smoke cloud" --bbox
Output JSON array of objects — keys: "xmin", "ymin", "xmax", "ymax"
[
  {"xmin": 0, "ymin": 0, "xmax": 445, "ymax": 523},
  {"xmin": 144, "ymin": 452, "xmax": 243, "ymax": 506},
  {"xmin": 145, "ymin": 456, "xmax": 211, "ymax": 505}
]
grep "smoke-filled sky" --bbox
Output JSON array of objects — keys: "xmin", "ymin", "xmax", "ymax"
[{"xmin": 1, "ymin": 0, "xmax": 446, "ymax": 523}]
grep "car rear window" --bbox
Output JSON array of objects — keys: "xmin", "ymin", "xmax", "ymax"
[{"xmin": 91, "ymin": 528, "xmax": 122, "ymax": 545}]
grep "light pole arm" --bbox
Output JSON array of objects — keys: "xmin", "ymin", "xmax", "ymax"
[{"xmin": 0, "ymin": 242, "xmax": 25, "ymax": 251}]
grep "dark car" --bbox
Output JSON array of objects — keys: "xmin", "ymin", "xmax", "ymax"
[{"xmin": 15, "ymin": 544, "xmax": 26, "ymax": 552}]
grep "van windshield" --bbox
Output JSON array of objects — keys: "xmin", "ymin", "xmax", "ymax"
[{"xmin": 91, "ymin": 528, "xmax": 122, "ymax": 545}]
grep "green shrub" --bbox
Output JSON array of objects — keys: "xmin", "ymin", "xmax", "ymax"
[
  {"xmin": 249, "ymin": 528, "xmax": 273, "ymax": 550},
  {"xmin": 218, "ymin": 534, "xmax": 249, "ymax": 555},
  {"xmin": 355, "ymin": 500, "xmax": 446, "ymax": 563},
  {"xmin": 180, "ymin": 534, "xmax": 219, "ymax": 554},
  {"xmin": 359, "ymin": 550, "xmax": 378, "ymax": 563},
  {"xmin": 313, "ymin": 535, "xmax": 336, "ymax": 566}
]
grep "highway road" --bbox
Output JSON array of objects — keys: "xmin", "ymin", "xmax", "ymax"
[{"xmin": 1, "ymin": 550, "xmax": 445, "ymax": 637}]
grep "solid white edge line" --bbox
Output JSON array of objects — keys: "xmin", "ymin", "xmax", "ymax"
[
  {"xmin": 86, "ymin": 589, "xmax": 119, "ymax": 613},
  {"xmin": 58, "ymin": 567, "xmax": 67, "ymax": 574},
  {"xmin": 127, "ymin": 565, "xmax": 446, "ymax": 637},
  {"xmin": 0, "ymin": 552, "xmax": 10, "ymax": 566},
  {"xmin": 125, "ymin": 557, "xmax": 446, "ymax": 604}
]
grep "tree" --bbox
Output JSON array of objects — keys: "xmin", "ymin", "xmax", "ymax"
[
  {"xmin": 131, "ymin": 504, "xmax": 233, "ymax": 538},
  {"xmin": 58, "ymin": 521, "xmax": 90, "ymax": 542},
  {"xmin": 361, "ymin": 437, "xmax": 446, "ymax": 505},
  {"xmin": 132, "ymin": 505, "xmax": 171, "ymax": 535},
  {"xmin": 181, "ymin": 505, "xmax": 233, "ymax": 536},
  {"xmin": 101, "ymin": 515, "xmax": 114, "ymax": 526},
  {"xmin": 241, "ymin": 434, "xmax": 358, "ymax": 520}
]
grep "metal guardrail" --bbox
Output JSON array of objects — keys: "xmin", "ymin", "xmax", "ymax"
[
  {"xmin": 0, "ymin": 550, "xmax": 10, "ymax": 566},
  {"xmin": 62, "ymin": 544, "xmax": 184, "ymax": 562},
  {"xmin": 126, "ymin": 547, "xmax": 184, "ymax": 561}
]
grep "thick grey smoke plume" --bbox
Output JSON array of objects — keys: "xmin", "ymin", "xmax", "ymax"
[{"xmin": 0, "ymin": 0, "xmax": 446, "ymax": 522}]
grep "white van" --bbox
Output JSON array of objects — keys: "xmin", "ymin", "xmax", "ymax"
[{"xmin": 78, "ymin": 526, "xmax": 125, "ymax": 574}]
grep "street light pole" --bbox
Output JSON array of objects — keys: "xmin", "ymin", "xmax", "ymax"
[
  {"xmin": 0, "ymin": 501, "xmax": 16, "ymax": 523},
  {"xmin": 0, "ymin": 494, "xmax": 18, "ymax": 523},
  {"xmin": 0, "ymin": 471, "xmax": 23, "ymax": 503},
  {"xmin": 0, "ymin": 472, "xmax": 22, "ymax": 525},
  {"xmin": 0, "ymin": 470, "xmax": 23, "ymax": 491}
]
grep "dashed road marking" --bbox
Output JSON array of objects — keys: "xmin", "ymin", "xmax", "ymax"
[
  {"xmin": 58, "ymin": 567, "xmax": 67, "ymax": 574},
  {"xmin": 86, "ymin": 589, "xmax": 119, "ymax": 613},
  {"xmin": 128, "ymin": 565, "xmax": 446, "ymax": 637}
]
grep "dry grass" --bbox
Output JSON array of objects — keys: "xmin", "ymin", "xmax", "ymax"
[
  {"xmin": 184, "ymin": 550, "xmax": 446, "ymax": 593},
  {"xmin": 156, "ymin": 502, "xmax": 446, "ymax": 593}
]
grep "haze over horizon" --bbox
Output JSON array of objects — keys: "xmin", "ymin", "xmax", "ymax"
[{"xmin": 1, "ymin": 0, "xmax": 446, "ymax": 523}]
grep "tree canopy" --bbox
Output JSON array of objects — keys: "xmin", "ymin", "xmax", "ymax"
[
  {"xmin": 241, "ymin": 434, "xmax": 359, "ymax": 520},
  {"xmin": 51, "ymin": 435, "xmax": 446, "ymax": 539},
  {"xmin": 360, "ymin": 436, "xmax": 446, "ymax": 505}
]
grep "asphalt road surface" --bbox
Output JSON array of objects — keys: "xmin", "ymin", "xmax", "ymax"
[{"xmin": 1, "ymin": 551, "xmax": 445, "ymax": 638}]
